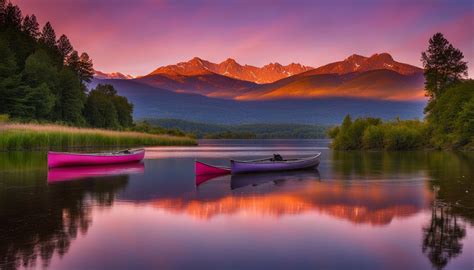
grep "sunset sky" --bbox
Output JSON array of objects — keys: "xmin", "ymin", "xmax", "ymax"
[{"xmin": 16, "ymin": 0, "xmax": 474, "ymax": 77}]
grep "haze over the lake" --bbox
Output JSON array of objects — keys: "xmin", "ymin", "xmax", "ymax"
[{"xmin": 16, "ymin": 0, "xmax": 474, "ymax": 76}]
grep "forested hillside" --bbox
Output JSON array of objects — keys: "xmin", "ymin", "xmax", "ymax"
[{"xmin": 0, "ymin": 0, "xmax": 133, "ymax": 129}]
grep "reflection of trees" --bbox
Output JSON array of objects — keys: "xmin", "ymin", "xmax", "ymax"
[
  {"xmin": 422, "ymin": 152, "xmax": 474, "ymax": 269},
  {"xmin": 422, "ymin": 201, "xmax": 466, "ymax": 270},
  {"xmin": 0, "ymin": 176, "xmax": 128, "ymax": 269},
  {"xmin": 331, "ymin": 150, "xmax": 474, "ymax": 270},
  {"xmin": 331, "ymin": 151, "xmax": 429, "ymax": 179}
]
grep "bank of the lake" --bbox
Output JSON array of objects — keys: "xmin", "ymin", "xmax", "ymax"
[{"xmin": 0, "ymin": 123, "xmax": 197, "ymax": 151}]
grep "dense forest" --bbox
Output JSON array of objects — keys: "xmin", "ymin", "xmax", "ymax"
[
  {"xmin": 330, "ymin": 33, "xmax": 473, "ymax": 150},
  {"xmin": 0, "ymin": 0, "xmax": 133, "ymax": 129},
  {"xmin": 145, "ymin": 118, "xmax": 329, "ymax": 139}
]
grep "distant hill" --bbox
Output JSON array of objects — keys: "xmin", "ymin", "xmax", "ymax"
[
  {"xmin": 135, "ymin": 71, "xmax": 257, "ymax": 99},
  {"xmin": 146, "ymin": 119, "xmax": 329, "ymax": 139},
  {"xmin": 308, "ymin": 53, "xmax": 422, "ymax": 75},
  {"xmin": 148, "ymin": 57, "xmax": 313, "ymax": 83},
  {"xmin": 90, "ymin": 78, "xmax": 425, "ymax": 125},
  {"xmin": 235, "ymin": 69, "xmax": 425, "ymax": 101}
]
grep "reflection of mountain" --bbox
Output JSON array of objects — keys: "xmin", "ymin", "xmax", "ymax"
[{"xmin": 149, "ymin": 180, "xmax": 432, "ymax": 226}]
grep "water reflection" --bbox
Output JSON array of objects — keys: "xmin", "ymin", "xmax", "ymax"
[
  {"xmin": 0, "ymin": 143, "xmax": 473, "ymax": 270},
  {"xmin": 230, "ymin": 170, "xmax": 320, "ymax": 189},
  {"xmin": 48, "ymin": 162, "xmax": 145, "ymax": 183},
  {"xmin": 0, "ymin": 153, "xmax": 130, "ymax": 269}
]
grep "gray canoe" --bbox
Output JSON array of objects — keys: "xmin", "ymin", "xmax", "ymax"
[{"xmin": 231, "ymin": 153, "xmax": 321, "ymax": 174}]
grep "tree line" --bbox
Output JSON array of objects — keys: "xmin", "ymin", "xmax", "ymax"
[
  {"xmin": 0, "ymin": 0, "xmax": 133, "ymax": 129},
  {"xmin": 329, "ymin": 33, "xmax": 472, "ymax": 150}
]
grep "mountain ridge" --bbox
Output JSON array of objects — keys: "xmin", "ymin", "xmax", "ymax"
[{"xmin": 148, "ymin": 57, "xmax": 314, "ymax": 83}]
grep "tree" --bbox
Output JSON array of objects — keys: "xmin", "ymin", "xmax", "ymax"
[
  {"xmin": 56, "ymin": 68, "xmax": 85, "ymax": 124},
  {"xmin": 0, "ymin": 0, "xmax": 6, "ymax": 25},
  {"xmin": 57, "ymin": 34, "xmax": 73, "ymax": 61},
  {"xmin": 22, "ymin": 14, "xmax": 40, "ymax": 39},
  {"xmin": 0, "ymin": 39, "xmax": 17, "ymax": 78},
  {"xmin": 78, "ymin": 52, "xmax": 94, "ymax": 83},
  {"xmin": 66, "ymin": 50, "xmax": 80, "ymax": 72},
  {"xmin": 421, "ymin": 33, "xmax": 468, "ymax": 103},
  {"xmin": 84, "ymin": 84, "xmax": 133, "ymax": 129},
  {"xmin": 23, "ymin": 49, "xmax": 58, "ymax": 89},
  {"xmin": 4, "ymin": 2, "xmax": 22, "ymax": 29},
  {"xmin": 39, "ymin": 22, "xmax": 57, "ymax": 48}
]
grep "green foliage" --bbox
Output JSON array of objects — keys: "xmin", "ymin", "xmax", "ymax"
[
  {"xmin": 331, "ymin": 115, "xmax": 427, "ymax": 150},
  {"xmin": 39, "ymin": 21, "xmax": 56, "ymax": 48},
  {"xmin": 84, "ymin": 84, "xmax": 133, "ymax": 129},
  {"xmin": 146, "ymin": 118, "xmax": 329, "ymax": 139},
  {"xmin": 0, "ymin": 39, "xmax": 16, "ymax": 77},
  {"xmin": 131, "ymin": 120, "xmax": 187, "ymax": 137},
  {"xmin": 427, "ymin": 80, "xmax": 474, "ymax": 149},
  {"xmin": 78, "ymin": 52, "xmax": 94, "ymax": 83},
  {"xmin": 204, "ymin": 131, "xmax": 257, "ymax": 139},
  {"xmin": 421, "ymin": 33, "xmax": 468, "ymax": 112},
  {"xmin": 0, "ymin": 2, "xmax": 134, "ymax": 130},
  {"xmin": 57, "ymin": 68, "xmax": 85, "ymax": 124},
  {"xmin": 362, "ymin": 125, "xmax": 384, "ymax": 149}
]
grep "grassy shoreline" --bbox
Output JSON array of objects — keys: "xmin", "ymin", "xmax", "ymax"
[{"xmin": 0, "ymin": 123, "xmax": 197, "ymax": 151}]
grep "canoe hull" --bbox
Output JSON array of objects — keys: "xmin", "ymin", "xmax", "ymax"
[
  {"xmin": 195, "ymin": 161, "xmax": 230, "ymax": 176},
  {"xmin": 48, "ymin": 149, "xmax": 145, "ymax": 168},
  {"xmin": 231, "ymin": 154, "xmax": 320, "ymax": 174}
]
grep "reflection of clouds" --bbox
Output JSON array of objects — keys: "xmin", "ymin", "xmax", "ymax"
[
  {"xmin": 145, "ymin": 146, "xmax": 327, "ymax": 159},
  {"xmin": 147, "ymin": 180, "xmax": 433, "ymax": 226}
]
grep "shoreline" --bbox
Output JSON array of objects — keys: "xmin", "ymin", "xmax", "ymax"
[{"xmin": 0, "ymin": 123, "xmax": 197, "ymax": 151}]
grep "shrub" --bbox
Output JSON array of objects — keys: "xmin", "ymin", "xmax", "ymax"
[{"xmin": 363, "ymin": 125, "xmax": 384, "ymax": 149}]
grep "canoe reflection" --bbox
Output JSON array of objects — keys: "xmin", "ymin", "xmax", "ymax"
[
  {"xmin": 230, "ymin": 169, "xmax": 320, "ymax": 190},
  {"xmin": 47, "ymin": 162, "xmax": 145, "ymax": 183}
]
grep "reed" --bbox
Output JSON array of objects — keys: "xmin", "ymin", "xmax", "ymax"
[{"xmin": 0, "ymin": 123, "xmax": 197, "ymax": 151}]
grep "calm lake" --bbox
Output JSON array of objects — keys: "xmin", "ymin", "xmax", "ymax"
[{"xmin": 0, "ymin": 140, "xmax": 473, "ymax": 270}]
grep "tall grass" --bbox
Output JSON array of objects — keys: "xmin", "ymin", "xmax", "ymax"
[{"xmin": 0, "ymin": 123, "xmax": 197, "ymax": 151}]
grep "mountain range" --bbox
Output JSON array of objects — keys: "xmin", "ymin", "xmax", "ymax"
[
  {"xmin": 94, "ymin": 70, "xmax": 134, "ymax": 80},
  {"xmin": 148, "ymin": 57, "xmax": 314, "ymax": 83},
  {"xmin": 91, "ymin": 53, "xmax": 426, "ymax": 124}
]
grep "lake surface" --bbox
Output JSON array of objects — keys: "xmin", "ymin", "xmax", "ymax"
[{"xmin": 0, "ymin": 140, "xmax": 473, "ymax": 270}]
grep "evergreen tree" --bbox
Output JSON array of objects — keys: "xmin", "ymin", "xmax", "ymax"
[
  {"xmin": 57, "ymin": 34, "xmax": 73, "ymax": 61},
  {"xmin": 0, "ymin": 39, "xmax": 17, "ymax": 78},
  {"xmin": 421, "ymin": 33, "xmax": 468, "ymax": 102},
  {"xmin": 84, "ymin": 84, "xmax": 133, "ymax": 129},
  {"xmin": 66, "ymin": 50, "xmax": 80, "ymax": 72},
  {"xmin": 23, "ymin": 49, "xmax": 58, "ymax": 89},
  {"xmin": 4, "ymin": 2, "xmax": 22, "ymax": 29},
  {"xmin": 22, "ymin": 14, "xmax": 40, "ymax": 39},
  {"xmin": 56, "ymin": 68, "xmax": 85, "ymax": 124},
  {"xmin": 0, "ymin": 0, "xmax": 6, "ymax": 25},
  {"xmin": 39, "ymin": 22, "xmax": 56, "ymax": 48},
  {"xmin": 78, "ymin": 52, "xmax": 94, "ymax": 83}
]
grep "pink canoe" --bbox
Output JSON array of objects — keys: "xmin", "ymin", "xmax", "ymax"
[
  {"xmin": 48, "ymin": 149, "xmax": 145, "ymax": 168},
  {"xmin": 195, "ymin": 161, "xmax": 230, "ymax": 176}
]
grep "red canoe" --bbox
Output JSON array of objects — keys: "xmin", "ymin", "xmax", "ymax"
[
  {"xmin": 48, "ymin": 149, "xmax": 145, "ymax": 168},
  {"xmin": 195, "ymin": 161, "xmax": 230, "ymax": 176}
]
